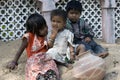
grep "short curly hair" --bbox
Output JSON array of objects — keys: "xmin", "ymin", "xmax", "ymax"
[
  {"xmin": 50, "ymin": 9, "xmax": 67, "ymax": 22},
  {"xmin": 65, "ymin": 0, "xmax": 83, "ymax": 14}
]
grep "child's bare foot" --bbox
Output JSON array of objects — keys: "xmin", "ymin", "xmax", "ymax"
[
  {"xmin": 99, "ymin": 48, "xmax": 109, "ymax": 58},
  {"xmin": 66, "ymin": 64, "xmax": 73, "ymax": 70},
  {"xmin": 98, "ymin": 52, "xmax": 109, "ymax": 58}
]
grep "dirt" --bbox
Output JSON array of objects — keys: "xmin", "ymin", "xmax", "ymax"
[{"xmin": 0, "ymin": 39, "xmax": 120, "ymax": 80}]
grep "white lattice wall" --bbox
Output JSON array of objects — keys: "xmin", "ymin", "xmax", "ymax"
[
  {"xmin": 0, "ymin": 0, "xmax": 39, "ymax": 41},
  {"xmin": 115, "ymin": 0, "xmax": 120, "ymax": 39},
  {"xmin": 0, "ymin": 0, "xmax": 119, "ymax": 41},
  {"xmin": 57, "ymin": 0, "xmax": 102, "ymax": 39}
]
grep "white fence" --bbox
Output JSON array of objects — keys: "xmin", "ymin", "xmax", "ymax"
[{"xmin": 0, "ymin": 0, "xmax": 119, "ymax": 41}]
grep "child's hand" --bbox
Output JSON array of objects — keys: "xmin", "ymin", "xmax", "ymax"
[
  {"xmin": 84, "ymin": 37, "xmax": 91, "ymax": 43},
  {"xmin": 51, "ymin": 27, "xmax": 59, "ymax": 36},
  {"xmin": 66, "ymin": 63, "xmax": 73, "ymax": 70},
  {"xmin": 50, "ymin": 27, "xmax": 59, "ymax": 40},
  {"xmin": 6, "ymin": 61, "xmax": 18, "ymax": 70}
]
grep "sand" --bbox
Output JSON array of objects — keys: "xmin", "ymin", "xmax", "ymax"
[{"xmin": 0, "ymin": 39, "xmax": 120, "ymax": 80}]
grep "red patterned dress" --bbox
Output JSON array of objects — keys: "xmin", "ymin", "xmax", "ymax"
[{"xmin": 23, "ymin": 33, "xmax": 59, "ymax": 80}]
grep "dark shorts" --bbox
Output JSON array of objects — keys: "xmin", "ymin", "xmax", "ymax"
[
  {"xmin": 74, "ymin": 40, "xmax": 106, "ymax": 54},
  {"xmin": 85, "ymin": 40, "xmax": 106, "ymax": 54}
]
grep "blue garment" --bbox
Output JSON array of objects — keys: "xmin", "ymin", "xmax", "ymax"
[{"xmin": 82, "ymin": 40, "xmax": 105, "ymax": 54}]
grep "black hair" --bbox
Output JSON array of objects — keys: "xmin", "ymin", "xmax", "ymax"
[
  {"xmin": 50, "ymin": 9, "xmax": 67, "ymax": 22},
  {"xmin": 65, "ymin": 0, "xmax": 83, "ymax": 14},
  {"xmin": 25, "ymin": 13, "xmax": 47, "ymax": 36}
]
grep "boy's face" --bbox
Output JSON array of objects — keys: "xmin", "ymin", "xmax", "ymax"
[
  {"xmin": 68, "ymin": 9, "xmax": 81, "ymax": 23},
  {"xmin": 51, "ymin": 16, "xmax": 66, "ymax": 31}
]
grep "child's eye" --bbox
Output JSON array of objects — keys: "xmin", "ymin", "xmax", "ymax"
[
  {"xmin": 57, "ymin": 21, "xmax": 61, "ymax": 23},
  {"xmin": 70, "ymin": 12, "xmax": 74, "ymax": 14},
  {"xmin": 52, "ymin": 20, "xmax": 55, "ymax": 22}
]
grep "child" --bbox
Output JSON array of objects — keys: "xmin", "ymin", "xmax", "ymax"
[
  {"xmin": 6, "ymin": 13, "xmax": 59, "ymax": 80},
  {"xmin": 46, "ymin": 9, "xmax": 75, "ymax": 68},
  {"xmin": 65, "ymin": 0, "xmax": 109, "ymax": 58}
]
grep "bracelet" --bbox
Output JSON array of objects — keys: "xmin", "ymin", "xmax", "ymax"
[{"xmin": 70, "ymin": 51, "xmax": 74, "ymax": 53}]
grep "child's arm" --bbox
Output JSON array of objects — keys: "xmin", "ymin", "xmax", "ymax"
[
  {"xmin": 6, "ymin": 38, "xmax": 28, "ymax": 70},
  {"xmin": 47, "ymin": 31, "xmax": 56, "ymax": 48},
  {"xmin": 47, "ymin": 27, "xmax": 59, "ymax": 48}
]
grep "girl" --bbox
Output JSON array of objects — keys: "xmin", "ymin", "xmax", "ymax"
[
  {"xmin": 6, "ymin": 13, "xmax": 59, "ymax": 80},
  {"xmin": 46, "ymin": 9, "xmax": 75, "ymax": 68}
]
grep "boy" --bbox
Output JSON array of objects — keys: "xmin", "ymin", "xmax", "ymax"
[{"xmin": 65, "ymin": 0, "xmax": 109, "ymax": 58}]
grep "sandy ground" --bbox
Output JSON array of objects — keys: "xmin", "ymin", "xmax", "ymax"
[{"xmin": 0, "ymin": 39, "xmax": 120, "ymax": 80}]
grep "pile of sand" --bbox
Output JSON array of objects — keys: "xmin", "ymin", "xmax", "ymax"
[{"xmin": 0, "ymin": 39, "xmax": 120, "ymax": 80}]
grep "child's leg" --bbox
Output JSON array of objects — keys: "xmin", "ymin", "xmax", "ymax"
[
  {"xmin": 75, "ymin": 44, "xmax": 86, "ymax": 59},
  {"xmin": 93, "ymin": 45, "xmax": 109, "ymax": 58},
  {"xmin": 76, "ymin": 44, "xmax": 85, "ymax": 55}
]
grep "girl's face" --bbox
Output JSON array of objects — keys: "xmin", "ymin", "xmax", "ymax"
[
  {"xmin": 39, "ymin": 26, "xmax": 48, "ymax": 37},
  {"xmin": 68, "ymin": 9, "xmax": 81, "ymax": 23},
  {"xmin": 51, "ymin": 16, "xmax": 66, "ymax": 31}
]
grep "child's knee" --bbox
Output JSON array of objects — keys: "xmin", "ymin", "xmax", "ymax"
[{"xmin": 77, "ymin": 44, "xmax": 85, "ymax": 51}]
